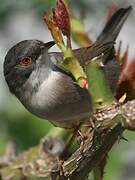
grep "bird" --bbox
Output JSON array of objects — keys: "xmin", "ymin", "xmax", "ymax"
[{"xmin": 4, "ymin": 6, "xmax": 132, "ymax": 129}]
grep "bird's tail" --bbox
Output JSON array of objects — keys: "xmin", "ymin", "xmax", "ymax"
[
  {"xmin": 96, "ymin": 6, "xmax": 132, "ymax": 45},
  {"xmin": 88, "ymin": 6, "xmax": 132, "ymax": 93},
  {"xmin": 73, "ymin": 6, "xmax": 132, "ymax": 65}
]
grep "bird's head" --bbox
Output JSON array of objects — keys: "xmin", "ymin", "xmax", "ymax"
[{"xmin": 4, "ymin": 40, "xmax": 55, "ymax": 94}]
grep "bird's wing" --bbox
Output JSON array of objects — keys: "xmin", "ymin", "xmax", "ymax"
[{"xmin": 49, "ymin": 42, "xmax": 113, "ymax": 68}]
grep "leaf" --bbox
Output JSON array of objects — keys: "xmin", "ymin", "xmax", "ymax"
[{"xmin": 44, "ymin": 13, "xmax": 64, "ymax": 48}]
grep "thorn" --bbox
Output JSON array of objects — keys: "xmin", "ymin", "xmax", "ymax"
[
  {"xmin": 99, "ymin": 61, "xmax": 104, "ymax": 67},
  {"xmin": 120, "ymin": 136, "xmax": 128, "ymax": 142},
  {"xmin": 118, "ymin": 134, "xmax": 128, "ymax": 143},
  {"xmin": 118, "ymin": 93, "xmax": 127, "ymax": 103}
]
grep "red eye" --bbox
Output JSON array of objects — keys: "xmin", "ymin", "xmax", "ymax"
[{"xmin": 19, "ymin": 57, "xmax": 32, "ymax": 66}]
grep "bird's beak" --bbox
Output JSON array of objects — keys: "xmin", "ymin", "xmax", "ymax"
[
  {"xmin": 37, "ymin": 41, "xmax": 55, "ymax": 65},
  {"xmin": 44, "ymin": 41, "xmax": 55, "ymax": 51}
]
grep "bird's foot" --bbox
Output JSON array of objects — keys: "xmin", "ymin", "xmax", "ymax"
[
  {"xmin": 75, "ymin": 128, "xmax": 88, "ymax": 153},
  {"xmin": 89, "ymin": 118, "xmax": 103, "ymax": 147}
]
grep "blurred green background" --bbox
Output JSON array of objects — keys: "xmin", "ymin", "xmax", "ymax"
[{"xmin": 0, "ymin": 0, "xmax": 135, "ymax": 179}]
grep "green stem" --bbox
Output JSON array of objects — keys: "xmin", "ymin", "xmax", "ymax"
[
  {"xmin": 85, "ymin": 56, "xmax": 114, "ymax": 111},
  {"xmin": 59, "ymin": 47, "xmax": 87, "ymax": 85},
  {"xmin": 85, "ymin": 56, "xmax": 115, "ymax": 180}
]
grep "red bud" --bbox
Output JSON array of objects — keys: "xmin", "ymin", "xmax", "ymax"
[
  {"xmin": 78, "ymin": 78, "xmax": 88, "ymax": 89},
  {"xmin": 53, "ymin": 0, "xmax": 71, "ymax": 38}
]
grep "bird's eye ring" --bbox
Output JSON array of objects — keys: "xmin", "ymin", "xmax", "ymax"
[{"xmin": 19, "ymin": 57, "xmax": 32, "ymax": 66}]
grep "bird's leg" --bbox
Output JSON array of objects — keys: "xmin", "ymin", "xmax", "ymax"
[
  {"xmin": 89, "ymin": 117, "xmax": 103, "ymax": 147},
  {"xmin": 90, "ymin": 117, "xmax": 99, "ymax": 132},
  {"xmin": 72, "ymin": 124, "xmax": 88, "ymax": 152},
  {"xmin": 77, "ymin": 129, "xmax": 86, "ymax": 151},
  {"xmin": 60, "ymin": 125, "xmax": 88, "ymax": 161},
  {"xmin": 57, "ymin": 128, "xmax": 83, "ymax": 176},
  {"xmin": 60, "ymin": 125, "xmax": 86, "ymax": 157},
  {"xmin": 57, "ymin": 157, "xmax": 65, "ymax": 177}
]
